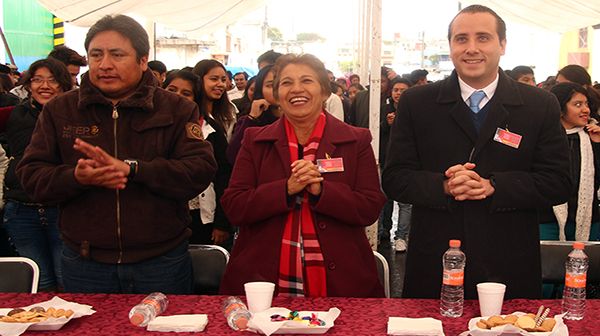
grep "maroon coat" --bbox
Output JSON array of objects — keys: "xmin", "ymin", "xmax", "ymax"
[{"xmin": 220, "ymin": 112, "xmax": 386, "ymax": 297}]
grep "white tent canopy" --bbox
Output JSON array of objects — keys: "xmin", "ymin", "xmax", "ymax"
[
  {"xmin": 459, "ymin": 0, "xmax": 600, "ymax": 33},
  {"xmin": 37, "ymin": 0, "xmax": 268, "ymax": 35}
]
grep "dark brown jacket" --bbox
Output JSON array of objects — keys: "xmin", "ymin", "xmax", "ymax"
[{"xmin": 17, "ymin": 70, "xmax": 217, "ymax": 263}]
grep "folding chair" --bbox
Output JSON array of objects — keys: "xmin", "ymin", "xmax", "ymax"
[
  {"xmin": 0, "ymin": 257, "xmax": 40, "ymax": 293},
  {"xmin": 374, "ymin": 251, "xmax": 390, "ymax": 298},
  {"xmin": 188, "ymin": 244, "xmax": 230, "ymax": 295}
]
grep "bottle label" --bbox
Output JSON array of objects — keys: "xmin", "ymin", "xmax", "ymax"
[
  {"xmin": 142, "ymin": 299, "xmax": 162, "ymax": 313},
  {"xmin": 224, "ymin": 302, "xmax": 244, "ymax": 315},
  {"xmin": 443, "ymin": 269, "xmax": 464, "ymax": 286},
  {"xmin": 565, "ymin": 272, "xmax": 586, "ymax": 288}
]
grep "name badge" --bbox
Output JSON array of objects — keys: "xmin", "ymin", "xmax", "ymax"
[
  {"xmin": 317, "ymin": 158, "xmax": 344, "ymax": 173},
  {"xmin": 493, "ymin": 128, "xmax": 522, "ymax": 149}
]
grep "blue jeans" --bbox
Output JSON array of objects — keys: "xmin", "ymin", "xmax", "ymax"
[
  {"xmin": 61, "ymin": 240, "xmax": 193, "ymax": 294},
  {"xmin": 3, "ymin": 201, "xmax": 62, "ymax": 290},
  {"xmin": 394, "ymin": 203, "xmax": 412, "ymax": 241}
]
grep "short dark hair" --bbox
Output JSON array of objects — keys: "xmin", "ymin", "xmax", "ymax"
[
  {"xmin": 23, "ymin": 58, "xmax": 72, "ymax": 93},
  {"xmin": 409, "ymin": 69, "xmax": 428, "ymax": 83},
  {"xmin": 448, "ymin": 5, "xmax": 506, "ymax": 42},
  {"xmin": 272, "ymin": 53, "xmax": 331, "ymax": 101},
  {"xmin": 48, "ymin": 46, "xmax": 87, "ymax": 67},
  {"xmin": 84, "ymin": 15, "xmax": 149, "ymax": 61},
  {"xmin": 349, "ymin": 74, "xmax": 360, "ymax": 81},
  {"xmin": 550, "ymin": 82, "xmax": 588, "ymax": 115},
  {"xmin": 257, "ymin": 50, "xmax": 282, "ymax": 66},
  {"xmin": 349, "ymin": 82, "xmax": 365, "ymax": 91},
  {"xmin": 508, "ymin": 65, "xmax": 534, "ymax": 81},
  {"xmin": 148, "ymin": 60, "xmax": 167, "ymax": 74},
  {"xmin": 557, "ymin": 64, "xmax": 592, "ymax": 86},
  {"xmin": 391, "ymin": 77, "xmax": 413, "ymax": 88},
  {"xmin": 234, "ymin": 71, "xmax": 249, "ymax": 80}
]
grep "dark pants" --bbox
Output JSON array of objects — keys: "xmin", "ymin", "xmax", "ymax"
[
  {"xmin": 61, "ymin": 240, "xmax": 193, "ymax": 294},
  {"xmin": 3, "ymin": 201, "xmax": 62, "ymax": 289}
]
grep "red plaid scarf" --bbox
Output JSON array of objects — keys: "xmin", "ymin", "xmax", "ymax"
[{"xmin": 278, "ymin": 111, "xmax": 327, "ymax": 297}]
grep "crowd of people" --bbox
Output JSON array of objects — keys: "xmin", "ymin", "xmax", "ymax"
[{"xmin": 0, "ymin": 5, "xmax": 598, "ymax": 299}]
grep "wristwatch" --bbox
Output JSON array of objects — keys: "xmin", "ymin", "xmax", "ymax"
[{"xmin": 124, "ymin": 159, "xmax": 138, "ymax": 180}]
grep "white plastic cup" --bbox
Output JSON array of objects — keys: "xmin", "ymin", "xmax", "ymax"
[
  {"xmin": 477, "ymin": 282, "xmax": 506, "ymax": 316},
  {"xmin": 244, "ymin": 282, "xmax": 275, "ymax": 314}
]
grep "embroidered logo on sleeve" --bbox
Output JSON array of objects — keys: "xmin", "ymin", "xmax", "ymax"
[{"xmin": 186, "ymin": 122, "xmax": 204, "ymax": 140}]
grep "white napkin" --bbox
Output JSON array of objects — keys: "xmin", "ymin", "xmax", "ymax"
[
  {"xmin": 146, "ymin": 314, "xmax": 208, "ymax": 332},
  {"xmin": 247, "ymin": 307, "xmax": 340, "ymax": 336},
  {"xmin": 387, "ymin": 317, "xmax": 445, "ymax": 336},
  {"xmin": 0, "ymin": 296, "xmax": 96, "ymax": 336}
]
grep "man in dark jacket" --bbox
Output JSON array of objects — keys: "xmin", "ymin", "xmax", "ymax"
[
  {"xmin": 382, "ymin": 5, "xmax": 571, "ymax": 299},
  {"xmin": 17, "ymin": 15, "xmax": 217, "ymax": 294}
]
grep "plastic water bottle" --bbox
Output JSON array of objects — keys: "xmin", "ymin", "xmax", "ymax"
[
  {"xmin": 562, "ymin": 241, "xmax": 588, "ymax": 320},
  {"xmin": 440, "ymin": 239, "xmax": 466, "ymax": 318},
  {"xmin": 223, "ymin": 296, "xmax": 251, "ymax": 330},
  {"xmin": 129, "ymin": 292, "xmax": 169, "ymax": 327}
]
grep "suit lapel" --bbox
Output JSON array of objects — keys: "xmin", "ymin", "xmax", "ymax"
[
  {"xmin": 439, "ymin": 72, "xmax": 478, "ymax": 144},
  {"xmin": 254, "ymin": 118, "xmax": 292, "ymax": 176},
  {"xmin": 471, "ymin": 102, "xmax": 508, "ymax": 160},
  {"xmin": 471, "ymin": 71, "xmax": 523, "ymax": 161},
  {"xmin": 450, "ymin": 102, "xmax": 478, "ymax": 144}
]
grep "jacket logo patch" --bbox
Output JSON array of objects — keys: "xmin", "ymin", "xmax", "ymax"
[
  {"xmin": 186, "ymin": 122, "xmax": 204, "ymax": 140},
  {"xmin": 62, "ymin": 125, "xmax": 101, "ymax": 139}
]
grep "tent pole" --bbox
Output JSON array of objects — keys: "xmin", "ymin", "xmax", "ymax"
[{"xmin": 0, "ymin": 26, "xmax": 15, "ymax": 66}]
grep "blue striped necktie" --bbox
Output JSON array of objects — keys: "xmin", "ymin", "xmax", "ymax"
[{"xmin": 469, "ymin": 90, "xmax": 486, "ymax": 113}]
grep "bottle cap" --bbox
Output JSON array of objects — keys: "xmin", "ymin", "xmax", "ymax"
[
  {"xmin": 130, "ymin": 313, "xmax": 144, "ymax": 326},
  {"xmin": 236, "ymin": 316, "xmax": 249, "ymax": 330},
  {"xmin": 573, "ymin": 242, "xmax": 585, "ymax": 250},
  {"xmin": 449, "ymin": 239, "xmax": 461, "ymax": 248}
]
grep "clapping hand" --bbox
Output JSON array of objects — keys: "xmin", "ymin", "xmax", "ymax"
[
  {"xmin": 73, "ymin": 138, "xmax": 129, "ymax": 189},
  {"xmin": 287, "ymin": 159, "xmax": 324, "ymax": 196}
]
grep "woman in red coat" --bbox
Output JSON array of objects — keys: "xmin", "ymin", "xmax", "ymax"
[{"xmin": 220, "ymin": 54, "xmax": 386, "ymax": 297}]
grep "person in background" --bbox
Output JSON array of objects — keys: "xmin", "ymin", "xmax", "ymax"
[
  {"xmin": 539, "ymin": 82, "xmax": 600, "ymax": 242},
  {"xmin": 383, "ymin": 77, "xmax": 413, "ymax": 252},
  {"xmin": 163, "ymin": 70, "xmax": 233, "ymax": 250},
  {"xmin": 219, "ymin": 53, "xmax": 385, "ymax": 297},
  {"xmin": 556, "ymin": 64, "xmax": 600, "ymax": 118},
  {"xmin": 17, "ymin": 14, "xmax": 217, "ymax": 294},
  {"xmin": 226, "ymin": 65, "xmax": 280, "ymax": 165},
  {"xmin": 408, "ymin": 69, "xmax": 429, "ymax": 86},
  {"xmin": 227, "ymin": 71, "xmax": 246, "ymax": 101},
  {"xmin": 48, "ymin": 46, "xmax": 88, "ymax": 87},
  {"xmin": 508, "ymin": 65, "xmax": 536, "ymax": 86},
  {"xmin": 233, "ymin": 72, "xmax": 248, "ymax": 92},
  {"xmin": 383, "ymin": 5, "xmax": 570, "ymax": 299},
  {"xmin": 347, "ymin": 83, "xmax": 364, "ymax": 104},
  {"xmin": 0, "ymin": 64, "xmax": 19, "ymax": 107},
  {"xmin": 148, "ymin": 60, "xmax": 167, "ymax": 85},
  {"xmin": 257, "ymin": 50, "xmax": 282, "ymax": 70},
  {"xmin": 4, "ymin": 58, "xmax": 72, "ymax": 291},
  {"xmin": 330, "ymin": 81, "xmax": 351, "ymax": 123},
  {"xmin": 231, "ymin": 76, "xmax": 256, "ymax": 117},
  {"xmin": 335, "ymin": 77, "xmax": 348, "ymax": 92},
  {"xmin": 193, "ymin": 60, "xmax": 237, "ymax": 142},
  {"xmin": 349, "ymin": 74, "xmax": 360, "ymax": 85}
]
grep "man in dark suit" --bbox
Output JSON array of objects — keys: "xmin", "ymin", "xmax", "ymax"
[{"xmin": 382, "ymin": 5, "xmax": 571, "ymax": 299}]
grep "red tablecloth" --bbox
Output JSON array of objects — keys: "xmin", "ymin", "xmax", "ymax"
[{"xmin": 1, "ymin": 293, "xmax": 598, "ymax": 335}]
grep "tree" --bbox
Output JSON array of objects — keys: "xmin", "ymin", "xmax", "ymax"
[
  {"xmin": 267, "ymin": 27, "xmax": 283, "ymax": 41},
  {"xmin": 296, "ymin": 32, "xmax": 325, "ymax": 43}
]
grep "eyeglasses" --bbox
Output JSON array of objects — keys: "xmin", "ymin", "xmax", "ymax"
[{"xmin": 30, "ymin": 77, "xmax": 59, "ymax": 87}]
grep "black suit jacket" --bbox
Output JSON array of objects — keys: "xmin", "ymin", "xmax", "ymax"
[{"xmin": 382, "ymin": 70, "xmax": 571, "ymax": 299}]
